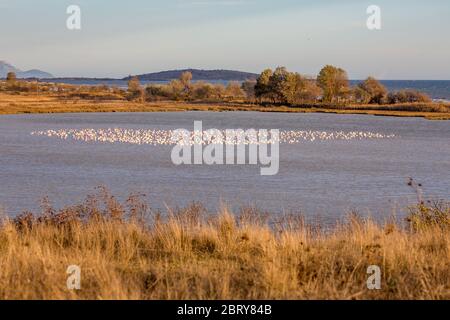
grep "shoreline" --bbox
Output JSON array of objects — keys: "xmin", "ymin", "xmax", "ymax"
[
  {"xmin": 1, "ymin": 93, "xmax": 449, "ymax": 120},
  {"xmin": 3, "ymin": 108, "xmax": 450, "ymax": 121}
]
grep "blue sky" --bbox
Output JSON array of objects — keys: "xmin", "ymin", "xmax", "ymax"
[{"xmin": 1, "ymin": 0, "xmax": 449, "ymax": 79}]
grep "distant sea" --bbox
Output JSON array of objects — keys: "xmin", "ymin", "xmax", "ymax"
[
  {"xmin": 43, "ymin": 79, "xmax": 450, "ymax": 101},
  {"xmin": 351, "ymin": 80, "xmax": 450, "ymax": 101}
]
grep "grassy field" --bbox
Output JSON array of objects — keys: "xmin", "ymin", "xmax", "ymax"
[
  {"xmin": 0, "ymin": 189, "xmax": 448, "ymax": 300},
  {"xmin": 1, "ymin": 92, "xmax": 449, "ymax": 120}
]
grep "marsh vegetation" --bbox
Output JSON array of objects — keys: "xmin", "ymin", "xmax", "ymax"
[
  {"xmin": 1, "ymin": 67, "xmax": 449, "ymax": 119},
  {"xmin": 0, "ymin": 186, "xmax": 448, "ymax": 300}
]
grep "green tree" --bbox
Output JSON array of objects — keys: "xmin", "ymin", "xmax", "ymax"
[
  {"xmin": 268, "ymin": 67, "xmax": 290, "ymax": 103},
  {"xmin": 282, "ymin": 73, "xmax": 323, "ymax": 104},
  {"xmin": 280, "ymin": 72, "xmax": 302, "ymax": 104},
  {"xmin": 254, "ymin": 69, "xmax": 273, "ymax": 102},
  {"xmin": 317, "ymin": 65, "xmax": 349, "ymax": 103},
  {"xmin": 358, "ymin": 77, "xmax": 387, "ymax": 104}
]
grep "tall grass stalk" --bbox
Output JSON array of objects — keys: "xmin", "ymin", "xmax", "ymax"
[{"xmin": 0, "ymin": 188, "xmax": 448, "ymax": 300}]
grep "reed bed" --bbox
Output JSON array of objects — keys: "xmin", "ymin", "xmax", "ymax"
[{"xmin": 0, "ymin": 187, "xmax": 448, "ymax": 300}]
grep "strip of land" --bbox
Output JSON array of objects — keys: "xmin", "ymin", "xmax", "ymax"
[{"xmin": 1, "ymin": 92, "xmax": 449, "ymax": 120}]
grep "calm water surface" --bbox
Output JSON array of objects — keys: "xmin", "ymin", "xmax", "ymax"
[{"xmin": 1, "ymin": 112, "xmax": 449, "ymax": 221}]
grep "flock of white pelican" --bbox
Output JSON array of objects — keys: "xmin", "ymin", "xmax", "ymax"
[
  {"xmin": 31, "ymin": 128, "xmax": 396, "ymax": 146},
  {"xmin": 31, "ymin": 128, "xmax": 395, "ymax": 146}
]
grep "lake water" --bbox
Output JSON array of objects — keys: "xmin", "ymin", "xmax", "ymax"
[{"xmin": 1, "ymin": 112, "xmax": 449, "ymax": 222}]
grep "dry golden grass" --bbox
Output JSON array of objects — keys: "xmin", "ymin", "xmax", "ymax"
[
  {"xmin": 0, "ymin": 189, "xmax": 448, "ymax": 300},
  {"xmin": 1, "ymin": 92, "xmax": 449, "ymax": 120}
]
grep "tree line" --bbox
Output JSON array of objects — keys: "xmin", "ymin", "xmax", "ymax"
[
  {"xmin": 128, "ymin": 66, "xmax": 431, "ymax": 105},
  {"xmin": 127, "ymin": 72, "xmax": 245, "ymax": 102},
  {"xmin": 253, "ymin": 65, "xmax": 431, "ymax": 105},
  {"xmin": 2, "ymin": 68, "xmax": 432, "ymax": 105}
]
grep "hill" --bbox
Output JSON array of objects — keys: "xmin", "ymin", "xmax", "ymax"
[
  {"xmin": 123, "ymin": 69, "xmax": 258, "ymax": 82},
  {"xmin": 0, "ymin": 61, "xmax": 53, "ymax": 79}
]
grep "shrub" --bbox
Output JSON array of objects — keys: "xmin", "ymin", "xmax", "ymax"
[
  {"xmin": 241, "ymin": 80, "xmax": 256, "ymax": 101},
  {"xmin": 192, "ymin": 81, "xmax": 215, "ymax": 100},
  {"xmin": 387, "ymin": 90, "xmax": 432, "ymax": 104},
  {"xmin": 225, "ymin": 81, "xmax": 245, "ymax": 100},
  {"xmin": 357, "ymin": 77, "xmax": 387, "ymax": 104},
  {"xmin": 406, "ymin": 201, "xmax": 450, "ymax": 232},
  {"xmin": 127, "ymin": 76, "xmax": 145, "ymax": 102}
]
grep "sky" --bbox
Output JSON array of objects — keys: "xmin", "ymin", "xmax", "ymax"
[{"xmin": 0, "ymin": 0, "xmax": 449, "ymax": 79}]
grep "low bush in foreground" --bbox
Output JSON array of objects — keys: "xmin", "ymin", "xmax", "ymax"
[{"xmin": 0, "ymin": 188, "xmax": 448, "ymax": 300}]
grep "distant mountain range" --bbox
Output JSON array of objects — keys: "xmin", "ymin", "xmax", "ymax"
[
  {"xmin": 123, "ymin": 69, "xmax": 258, "ymax": 81},
  {"xmin": 1, "ymin": 61, "xmax": 257, "ymax": 82},
  {"xmin": 0, "ymin": 61, "xmax": 54, "ymax": 79}
]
